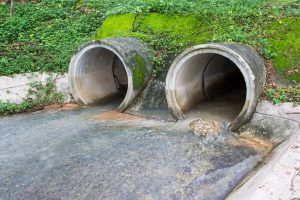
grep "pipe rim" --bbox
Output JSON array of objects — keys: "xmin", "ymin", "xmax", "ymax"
[
  {"xmin": 68, "ymin": 41, "xmax": 134, "ymax": 111},
  {"xmin": 166, "ymin": 43, "xmax": 256, "ymax": 129}
]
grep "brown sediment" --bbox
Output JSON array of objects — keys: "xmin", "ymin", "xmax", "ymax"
[
  {"xmin": 91, "ymin": 110, "xmax": 146, "ymax": 122},
  {"xmin": 61, "ymin": 103, "xmax": 80, "ymax": 110},
  {"xmin": 44, "ymin": 103, "xmax": 80, "ymax": 110},
  {"xmin": 229, "ymin": 131, "xmax": 274, "ymax": 155}
]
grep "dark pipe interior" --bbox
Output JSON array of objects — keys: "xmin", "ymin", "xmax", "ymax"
[
  {"xmin": 112, "ymin": 56, "xmax": 128, "ymax": 97},
  {"xmin": 203, "ymin": 55, "xmax": 246, "ymax": 100},
  {"xmin": 182, "ymin": 54, "xmax": 246, "ymax": 122}
]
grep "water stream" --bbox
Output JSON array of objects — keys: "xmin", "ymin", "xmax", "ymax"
[{"xmin": 0, "ymin": 100, "xmax": 269, "ymax": 200}]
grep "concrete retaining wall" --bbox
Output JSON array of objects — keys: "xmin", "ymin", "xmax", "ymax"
[{"xmin": 0, "ymin": 73, "xmax": 71, "ymax": 104}]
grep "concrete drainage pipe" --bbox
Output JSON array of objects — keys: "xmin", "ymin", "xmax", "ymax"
[
  {"xmin": 69, "ymin": 37, "xmax": 152, "ymax": 111},
  {"xmin": 166, "ymin": 43, "xmax": 266, "ymax": 130}
]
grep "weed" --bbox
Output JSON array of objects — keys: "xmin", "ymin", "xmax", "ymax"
[
  {"xmin": 266, "ymin": 86, "xmax": 300, "ymax": 104},
  {"xmin": 0, "ymin": 77, "xmax": 64, "ymax": 116}
]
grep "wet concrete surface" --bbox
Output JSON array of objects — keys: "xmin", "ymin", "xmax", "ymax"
[
  {"xmin": 185, "ymin": 90, "xmax": 245, "ymax": 123},
  {"xmin": 0, "ymin": 101, "xmax": 266, "ymax": 200}
]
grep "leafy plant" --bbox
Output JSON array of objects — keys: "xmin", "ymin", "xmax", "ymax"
[
  {"xmin": 27, "ymin": 77, "xmax": 64, "ymax": 105},
  {"xmin": 0, "ymin": 1, "xmax": 103, "ymax": 76},
  {"xmin": 266, "ymin": 87, "xmax": 300, "ymax": 105},
  {"xmin": 143, "ymin": 33, "xmax": 188, "ymax": 77}
]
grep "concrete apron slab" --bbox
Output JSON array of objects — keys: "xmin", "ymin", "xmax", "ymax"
[
  {"xmin": 0, "ymin": 73, "xmax": 71, "ymax": 103},
  {"xmin": 227, "ymin": 101, "xmax": 300, "ymax": 200},
  {"xmin": 1, "ymin": 72, "xmax": 300, "ymax": 199}
]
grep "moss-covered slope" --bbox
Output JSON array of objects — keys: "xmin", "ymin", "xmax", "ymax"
[
  {"xmin": 265, "ymin": 18, "xmax": 300, "ymax": 82},
  {"xmin": 94, "ymin": 13, "xmax": 300, "ymax": 83}
]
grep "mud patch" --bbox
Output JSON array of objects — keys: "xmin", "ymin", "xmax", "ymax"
[{"xmin": 90, "ymin": 110, "xmax": 147, "ymax": 122}]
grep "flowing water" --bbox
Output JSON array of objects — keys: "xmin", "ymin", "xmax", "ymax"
[
  {"xmin": 0, "ymin": 100, "xmax": 269, "ymax": 200},
  {"xmin": 185, "ymin": 89, "xmax": 246, "ymax": 123}
]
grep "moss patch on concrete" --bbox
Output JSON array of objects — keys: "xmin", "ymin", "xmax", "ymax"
[
  {"xmin": 94, "ymin": 13, "xmax": 211, "ymax": 44},
  {"xmin": 132, "ymin": 55, "xmax": 146, "ymax": 90},
  {"xmin": 93, "ymin": 13, "xmax": 137, "ymax": 40},
  {"xmin": 265, "ymin": 18, "xmax": 300, "ymax": 82},
  {"xmin": 134, "ymin": 14, "xmax": 200, "ymax": 43}
]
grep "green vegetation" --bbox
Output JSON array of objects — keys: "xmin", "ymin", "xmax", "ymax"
[
  {"xmin": 0, "ymin": 1, "xmax": 103, "ymax": 75},
  {"xmin": 134, "ymin": 14, "xmax": 200, "ymax": 44},
  {"xmin": 132, "ymin": 55, "xmax": 146, "ymax": 89},
  {"xmin": 266, "ymin": 86, "xmax": 300, "ymax": 105},
  {"xmin": 0, "ymin": 77, "xmax": 64, "ymax": 116},
  {"xmin": 0, "ymin": 0, "xmax": 299, "ymax": 106},
  {"xmin": 95, "ymin": 1, "xmax": 300, "ymax": 83},
  {"xmin": 94, "ymin": 13, "xmax": 136, "ymax": 39},
  {"xmin": 93, "ymin": 14, "xmax": 193, "ymax": 77},
  {"xmin": 265, "ymin": 18, "xmax": 300, "ymax": 82}
]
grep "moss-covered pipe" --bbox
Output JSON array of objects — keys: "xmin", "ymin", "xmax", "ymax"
[
  {"xmin": 166, "ymin": 43, "xmax": 266, "ymax": 130},
  {"xmin": 68, "ymin": 37, "xmax": 153, "ymax": 111}
]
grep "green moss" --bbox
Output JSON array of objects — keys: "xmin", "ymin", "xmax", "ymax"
[
  {"xmin": 132, "ymin": 55, "xmax": 146, "ymax": 90},
  {"xmin": 93, "ymin": 13, "xmax": 209, "ymax": 44},
  {"xmin": 117, "ymin": 32, "xmax": 150, "ymax": 41},
  {"xmin": 135, "ymin": 13, "xmax": 197, "ymax": 37},
  {"xmin": 134, "ymin": 13, "xmax": 200, "ymax": 43},
  {"xmin": 94, "ymin": 13, "xmax": 300, "ymax": 84},
  {"xmin": 93, "ymin": 13, "xmax": 137, "ymax": 40},
  {"xmin": 265, "ymin": 18, "xmax": 300, "ymax": 82}
]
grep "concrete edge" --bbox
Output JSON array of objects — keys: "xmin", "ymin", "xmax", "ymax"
[
  {"xmin": 0, "ymin": 72, "xmax": 71, "ymax": 104},
  {"xmin": 227, "ymin": 102, "xmax": 300, "ymax": 199}
]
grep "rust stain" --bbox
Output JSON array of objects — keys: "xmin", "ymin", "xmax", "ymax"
[
  {"xmin": 61, "ymin": 103, "xmax": 80, "ymax": 110},
  {"xmin": 229, "ymin": 131, "xmax": 274, "ymax": 155}
]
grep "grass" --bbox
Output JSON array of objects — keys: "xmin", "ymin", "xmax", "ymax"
[
  {"xmin": 264, "ymin": 18, "xmax": 300, "ymax": 82},
  {"xmin": 0, "ymin": 1, "xmax": 103, "ymax": 75}
]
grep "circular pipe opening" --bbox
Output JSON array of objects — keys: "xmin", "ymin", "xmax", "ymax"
[
  {"xmin": 69, "ymin": 38, "xmax": 153, "ymax": 112},
  {"xmin": 70, "ymin": 44, "xmax": 130, "ymax": 106},
  {"xmin": 175, "ymin": 53, "xmax": 246, "ymax": 122},
  {"xmin": 166, "ymin": 43, "xmax": 266, "ymax": 129}
]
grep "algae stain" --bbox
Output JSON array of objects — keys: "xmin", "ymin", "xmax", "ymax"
[{"xmin": 133, "ymin": 55, "xmax": 146, "ymax": 90}]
